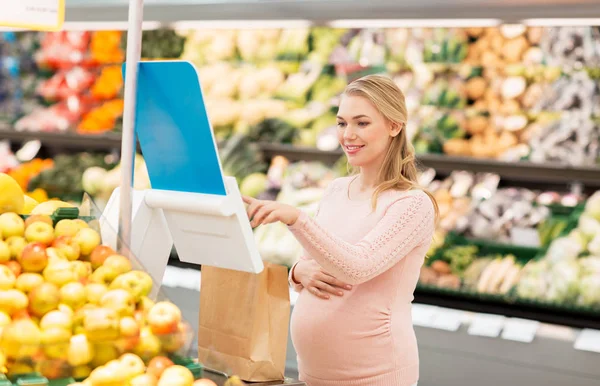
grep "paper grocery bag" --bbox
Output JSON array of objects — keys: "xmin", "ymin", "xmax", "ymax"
[{"xmin": 197, "ymin": 262, "xmax": 290, "ymax": 382}]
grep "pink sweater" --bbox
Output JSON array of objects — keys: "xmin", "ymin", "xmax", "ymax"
[{"xmin": 287, "ymin": 176, "xmax": 435, "ymax": 386}]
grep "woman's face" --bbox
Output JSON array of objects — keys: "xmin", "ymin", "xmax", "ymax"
[{"xmin": 336, "ymin": 94, "xmax": 398, "ymax": 168}]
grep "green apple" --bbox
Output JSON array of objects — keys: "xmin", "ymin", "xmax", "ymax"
[
  {"xmin": 54, "ymin": 219, "xmax": 79, "ymax": 238},
  {"xmin": 85, "ymin": 282, "xmax": 108, "ymax": 305},
  {"xmin": 147, "ymin": 301, "xmax": 182, "ymax": 335},
  {"xmin": 25, "ymin": 221, "xmax": 55, "ymax": 246},
  {"xmin": 90, "ymin": 266, "xmax": 114, "ymax": 286},
  {"xmin": 102, "ymin": 254, "xmax": 132, "ymax": 281},
  {"xmin": 100, "ymin": 289, "xmax": 135, "ymax": 317},
  {"xmin": 0, "ymin": 212, "xmax": 25, "ymax": 239},
  {"xmin": 51, "ymin": 236, "xmax": 81, "ymax": 261},
  {"xmin": 41, "ymin": 326, "xmax": 71, "ymax": 359},
  {"xmin": 67, "ymin": 333, "xmax": 94, "ymax": 367},
  {"xmin": 43, "ymin": 259, "xmax": 78, "ymax": 287},
  {"xmin": 0, "ymin": 289, "xmax": 28, "ymax": 315},
  {"xmin": 40, "ymin": 309, "xmax": 73, "ymax": 331},
  {"xmin": 0, "ymin": 264, "xmax": 16, "ymax": 290},
  {"xmin": 28, "ymin": 282, "xmax": 60, "ymax": 317},
  {"xmin": 73, "ymin": 228, "xmax": 101, "ymax": 256},
  {"xmin": 0, "ymin": 240, "xmax": 10, "ymax": 264},
  {"xmin": 18, "ymin": 242, "xmax": 48, "ymax": 273},
  {"xmin": 5, "ymin": 236, "xmax": 27, "ymax": 260},
  {"xmin": 110, "ymin": 270, "xmax": 153, "ymax": 302},
  {"xmin": 15, "ymin": 273, "xmax": 44, "ymax": 293},
  {"xmin": 60, "ymin": 282, "xmax": 86, "ymax": 310}
]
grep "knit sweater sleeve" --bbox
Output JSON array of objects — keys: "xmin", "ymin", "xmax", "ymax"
[{"xmin": 288, "ymin": 191, "xmax": 434, "ymax": 285}]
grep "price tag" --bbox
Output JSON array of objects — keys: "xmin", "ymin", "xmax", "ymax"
[
  {"xmin": 16, "ymin": 140, "xmax": 42, "ymax": 162},
  {"xmin": 510, "ymin": 227, "xmax": 541, "ymax": 248},
  {"xmin": 468, "ymin": 313, "xmax": 506, "ymax": 338},
  {"xmin": 574, "ymin": 329, "xmax": 600, "ymax": 354},
  {"xmin": 430, "ymin": 308, "xmax": 464, "ymax": 332},
  {"xmin": 0, "ymin": 0, "xmax": 65, "ymax": 31},
  {"xmin": 411, "ymin": 304, "xmax": 439, "ymax": 328},
  {"xmin": 501, "ymin": 318, "xmax": 539, "ymax": 343}
]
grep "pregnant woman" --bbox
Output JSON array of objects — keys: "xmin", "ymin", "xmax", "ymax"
[{"xmin": 243, "ymin": 74, "xmax": 438, "ymax": 386}]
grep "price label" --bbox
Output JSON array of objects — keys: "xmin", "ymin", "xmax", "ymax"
[
  {"xmin": 501, "ymin": 318, "xmax": 539, "ymax": 343},
  {"xmin": 574, "ymin": 329, "xmax": 600, "ymax": 354},
  {"xmin": 468, "ymin": 313, "xmax": 506, "ymax": 338},
  {"xmin": 510, "ymin": 227, "xmax": 541, "ymax": 248},
  {"xmin": 411, "ymin": 304, "xmax": 439, "ymax": 328},
  {"xmin": 0, "ymin": 0, "xmax": 65, "ymax": 31},
  {"xmin": 430, "ymin": 308, "xmax": 464, "ymax": 332}
]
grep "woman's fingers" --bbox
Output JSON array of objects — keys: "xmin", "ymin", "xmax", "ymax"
[
  {"xmin": 314, "ymin": 280, "xmax": 344, "ymax": 296},
  {"xmin": 242, "ymin": 196, "xmax": 255, "ymax": 205},
  {"xmin": 247, "ymin": 200, "xmax": 265, "ymax": 221},
  {"xmin": 320, "ymin": 272, "xmax": 353, "ymax": 290},
  {"xmin": 308, "ymin": 286, "xmax": 330, "ymax": 300},
  {"xmin": 252, "ymin": 203, "xmax": 275, "ymax": 227}
]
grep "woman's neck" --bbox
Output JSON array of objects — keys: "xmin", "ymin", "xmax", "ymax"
[{"xmin": 358, "ymin": 166, "xmax": 379, "ymax": 190}]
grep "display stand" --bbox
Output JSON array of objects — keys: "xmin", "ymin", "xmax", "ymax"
[{"xmin": 101, "ymin": 60, "xmax": 264, "ymax": 283}]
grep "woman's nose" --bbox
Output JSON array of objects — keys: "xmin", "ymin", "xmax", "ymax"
[{"xmin": 343, "ymin": 127, "xmax": 357, "ymax": 140}]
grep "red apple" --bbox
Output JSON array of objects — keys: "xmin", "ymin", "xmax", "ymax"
[
  {"xmin": 147, "ymin": 301, "xmax": 182, "ymax": 335},
  {"xmin": 73, "ymin": 228, "xmax": 101, "ymax": 256},
  {"xmin": 52, "ymin": 236, "xmax": 81, "ymax": 261},
  {"xmin": 89, "ymin": 245, "xmax": 116, "ymax": 269},
  {"xmin": 158, "ymin": 365, "xmax": 195, "ymax": 386},
  {"xmin": 24, "ymin": 214, "xmax": 53, "ymax": 229},
  {"xmin": 0, "ymin": 240, "xmax": 10, "ymax": 264},
  {"xmin": 146, "ymin": 356, "xmax": 174, "ymax": 379},
  {"xmin": 18, "ymin": 242, "xmax": 48, "ymax": 273},
  {"xmin": 28, "ymin": 282, "xmax": 60, "ymax": 317},
  {"xmin": 54, "ymin": 219, "xmax": 79, "ymax": 238},
  {"xmin": 25, "ymin": 221, "xmax": 55, "ymax": 246},
  {"xmin": 0, "ymin": 213, "xmax": 25, "ymax": 239},
  {"xmin": 4, "ymin": 261, "xmax": 22, "ymax": 277}
]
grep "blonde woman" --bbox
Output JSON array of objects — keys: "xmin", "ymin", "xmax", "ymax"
[{"xmin": 243, "ymin": 74, "xmax": 438, "ymax": 386}]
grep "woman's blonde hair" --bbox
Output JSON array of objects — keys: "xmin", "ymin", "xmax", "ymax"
[{"xmin": 343, "ymin": 74, "xmax": 439, "ymax": 222}]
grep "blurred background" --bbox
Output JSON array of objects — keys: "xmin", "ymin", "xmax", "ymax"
[{"xmin": 1, "ymin": 1, "xmax": 600, "ymax": 385}]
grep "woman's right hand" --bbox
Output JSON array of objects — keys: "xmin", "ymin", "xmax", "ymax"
[{"xmin": 293, "ymin": 260, "xmax": 352, "ymax": 299}]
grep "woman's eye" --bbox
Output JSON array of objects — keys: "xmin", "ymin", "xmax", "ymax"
[
  {"xmin": 337, "ymin": 122, "xmax": 346, "ymax": 128},
  {"xmin": 358, "ymin": 121, "xmax": 369, "ymax": 127}
]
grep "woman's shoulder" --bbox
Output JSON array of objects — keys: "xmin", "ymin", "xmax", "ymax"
[
  {"xmin": 322, "ymin": 176, "xmax": 353, "ymax": 196},
  {"xmin": 379, "ymin": 188, "xmax": 434, "ymax": 213}
]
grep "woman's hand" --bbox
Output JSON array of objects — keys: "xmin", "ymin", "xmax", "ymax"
[
  {"xmin": 242, "ymin": 196, "xmax": 301, "ymax": 227},
  {"xmin": 293, "ymin": 259, "xmax": 352, "ymax": 299}
]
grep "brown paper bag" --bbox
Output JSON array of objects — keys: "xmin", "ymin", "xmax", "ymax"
[{"xmin": 197, "ymin": 262, "xmax": 291, "ymax": 382}]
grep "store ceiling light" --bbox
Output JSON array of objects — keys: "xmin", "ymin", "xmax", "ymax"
[
  {"xmin": 522, "ymin": 18, "xmax": 600, "ymax": 26},
  {"xmin": 327, "ymin": 18, "xmax": 503, "ymax": 29}
]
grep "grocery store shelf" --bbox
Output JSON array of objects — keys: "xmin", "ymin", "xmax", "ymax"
[
  {"xmin": 258, "ymin": 143, "xmax": 600, "ymax": 188},
  {"xmin": 0, "ymin": 128, "xmax": 123, "ymax": 151},
  {"xmin": 65, "ymin": 0, "xmax": 600, "ymax": 24}
]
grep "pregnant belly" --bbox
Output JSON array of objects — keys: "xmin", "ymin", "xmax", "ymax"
[{"xmin": 290, "ymin": 291, "xmax": 395, "ymax": 380}]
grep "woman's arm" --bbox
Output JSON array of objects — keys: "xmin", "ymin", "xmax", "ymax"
[{"xmin": 288, "ymin": 191, "xmax": 434, "ymax": 285}]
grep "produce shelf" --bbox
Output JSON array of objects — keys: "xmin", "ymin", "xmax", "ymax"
[
  {"xmin": 257, "ymin": 143, "xmax": 600, "ymax": 188},
  {"xmin": 0, "ymin": 127, "xmax": 123, "ymax": 151}
]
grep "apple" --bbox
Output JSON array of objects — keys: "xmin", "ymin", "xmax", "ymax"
[
  {"xmin": 0, "ymin": 264, "xmax": 16, "ymax": 290},
  {"xmin": 60, "ymin": 282, "xmax": 86, "ymax": 310},
  {"xmin": 5, "ymin": 236, "xmax": 26, "ymax": 260},
  {"xmin": 58, "ymin": 303, "xmax": 74, "ymax": 317},
  {"xmin": 102, "ymin": 254, "xmax": 132, "ymax": 280},
  {"xmin": 110, "ymin": 270, "xmax": 153, "ymax": 302},
  {"xmin": 139, "ymin": 296, "xmax": 155, "ymax": 313},
  {"xmin": 4, "ymin": 261, "xmax": 21, "ymax": 277},
  {"xmin": 1, "ymin": 318, "xmax": 42, "ymax": 359},
  {"xmin": 131, "ymin": 374, "xmax": 158, "ymax": 386},
  {"xmin": 15, "ymin": 272, "xmax": 44, "ymax": 293},
  {"xmin": 85, "ymin": 282, "xmax": 108, "ymax": 305},
  {"xmin": 90, "ymin": 266, "xmax": 114, "ymax": 286},
  {"xmin": 158, "ymin": 365, "xmax": 195, "ymax": 386},
  {"xmin": 116, "ymin": 315, "xmax": 140, "ymax": 351},
  {"xmin": 46, "ymin": 247, "xmax": 67, "ymax": 265},
  {"xmin": 100, "ymin": 289, "xmax": 135, "ymax": 317},
  {"xmin": 28, "ymin": 282, "xmax": 60, "ymax": 317},
  {"xmin": 25, "ymin": 221, "xmax": 55, "ymax": 246},
  {"xmin": 41, "ymin": 327, "xmax": 71, "ymax": 359},
  {"xmin": 6, "ymin": 361, "xmax": 34, "ymax": 378},
  {"xmin": 133, "ymin": 327, "xmax": 162, "ymax": 360},
  {"xmin": 11, "ymin": 309, "xmax": 31, "ymax": 320},
  {"xmin": 24, "ymin": 214, "xmax": 53, "ymax": 229},
  {"xmin": 83, "ymin": 307, "xmax": 120, "ymax": 342},
  {"xmin": 0, "ymin": 289, "xmax": 28, "ymax": 315},
  {"xmin": 147, "ymin": 301, "xmax": 182, "ymax": 335},
  {"xmin": 43, "ymin": 259, "xmax": 78, "ymax": 287},
  {"xmin": 72, "ymin": 219, "xmax": 89, "ymax": 231},
  {"xmin": 52, "ymin": 236, "xmax": 81, "ymax": 261},
  {"xmin": 40, "ymin": 310, "xmax": 73, "ymax": 331},
  {"xmin": 158, "ymin": 322, "xmax": 187, "ymax": 353},
  {"xmin": 119, "ymin": 353, "xmax": 146, "ymax": 379},
  {"xmin": 37, "ymin": 358, "xmax": 71, "ymax": 380},
  {"xmin": 0, "ymin": 311, "xmax": 11, "ymax": 327},
  {"xmin": 89, "ymin": 245, "xmax": 116, "ymax": 270},
  {"xmin": 72, "ymin": 364, "xmax": 92, "ymax": 380},
  {"xmin": 54, "ymin": 219, "xmax": 79, "ymax": 238},
  {"xmin": 147, "ymin": 356, "xmax": 174, "ymax": 379},
  {"xmin": 72, "ymin": 260, "xmax": 92, "ymax": 281},
  {"xmin": 66, "ymin": 333, "xmax": 94, "ymax": 367},
  {"xmin": 73, "ymin": 228, "xmax": 101, "ymax": 256},
  {"xmin": 19, "ymin": 242, "xmax": 48, "ymax": 273},
  {"xmin": 0, "ymin": 213, "xmax": 25, "ymax": 239},
  {"xmin": 91, "ymin": 342, "xmax": 119, "ymax": 368},
  {"xmin": 89, "ymin": 363, "xmax": 128, "ymax": 386},
  {"xmin": 194, "ymin": 379, "xmax": 218, "ymax": 386},
  {"xmin": 0, "ymin": 240, "xmax": 10, "ymax": 263}
]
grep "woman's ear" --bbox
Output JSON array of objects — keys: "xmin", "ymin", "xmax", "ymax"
[{"xmin": 390, "ymin": 122, "xmax": 403, "ymax": 137}]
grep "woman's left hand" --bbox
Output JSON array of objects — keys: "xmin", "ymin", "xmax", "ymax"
[{"xmin": 242, "ymin": 196, "xmax": 301, "ymax": 227}]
